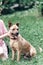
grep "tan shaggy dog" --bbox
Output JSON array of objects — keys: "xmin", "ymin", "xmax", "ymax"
[{"xmin": 0, "ymin": 22, "xmax": 36, "ymax": 61}]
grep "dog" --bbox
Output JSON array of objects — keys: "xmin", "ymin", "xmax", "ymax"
[{"xmin": 0, "ymin": 22, "xmax": 36, "ymax": 61}]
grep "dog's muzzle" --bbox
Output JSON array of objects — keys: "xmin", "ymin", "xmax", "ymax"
[{"xmin": 11, "ymin": 32, "xmax": 19, "ymax": 37}]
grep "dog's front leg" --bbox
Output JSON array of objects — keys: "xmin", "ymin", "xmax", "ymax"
[
  {"xmin": 17, "ymin": 50, "xmax": 21, "ymax": 61},
  {"xmin": 11, "ymin": 49, "xmax": 15, "ymax": 60}
]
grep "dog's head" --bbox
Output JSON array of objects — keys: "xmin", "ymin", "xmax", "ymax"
[{"xmin": 8, "ymin": 22, "xmax": 19, "ymax": 39}]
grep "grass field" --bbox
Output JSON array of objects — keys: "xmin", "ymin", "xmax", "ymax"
[{"xmin": 0, "ymin": 7, "xmax": 43, "ymax": 65}]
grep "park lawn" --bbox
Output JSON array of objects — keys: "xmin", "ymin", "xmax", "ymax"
[{"xmin": 0, "ymin": 8, "xmax": 43, "ymax": 65}]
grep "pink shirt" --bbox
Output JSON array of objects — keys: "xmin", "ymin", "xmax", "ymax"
[{"xmin": 0, "ymin": 20, "xmax": 7, "ymax": 46}]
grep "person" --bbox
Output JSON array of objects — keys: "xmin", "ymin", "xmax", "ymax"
[{"xmin": 0, "ymin": 19, "xmax": 8, "ymax": 60}]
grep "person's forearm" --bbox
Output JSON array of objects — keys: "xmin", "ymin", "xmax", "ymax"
[{"xmin": 0, "ymin": 32, "xmax": 9, "ymax": 39}]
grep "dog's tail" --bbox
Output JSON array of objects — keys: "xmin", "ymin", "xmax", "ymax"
[{"xmin": 39, "ymin": 47, "xmax": 43, "ymax": 53}]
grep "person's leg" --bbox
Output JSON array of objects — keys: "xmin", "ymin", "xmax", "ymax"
[
  {"xmin": 2, "ymin": 41, "xmax": 8, "ymax": 60},
  {"xmin": 6, "ymin": 44, "xmax": 9, "ymax": 54}
]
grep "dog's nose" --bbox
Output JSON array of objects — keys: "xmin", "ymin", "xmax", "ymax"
[{"xmin": 16, "ymin": 32, "xmax": 19, "ymax": 36}]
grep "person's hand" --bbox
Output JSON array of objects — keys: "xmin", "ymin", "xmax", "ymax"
[{"xmin": 0, "ymin": 33, "xmax": 8, "ymax": 39}]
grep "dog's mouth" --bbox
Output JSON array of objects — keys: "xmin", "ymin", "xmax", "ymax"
[{"xmin": 11, "ymin": 32, "xmax": 19, "ymax": 39}]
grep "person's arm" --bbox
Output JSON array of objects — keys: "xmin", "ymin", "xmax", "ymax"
[
  {"xmin": 0, "ymin": 32, "xmax": 9, "ymax": 39},
  {"xmin": 2, "ymin": 21, "xmax": 8, "ymax": 34},
  {"xmin": 0, "ymin": 20, "xmax": 10, "ymax": 39}
]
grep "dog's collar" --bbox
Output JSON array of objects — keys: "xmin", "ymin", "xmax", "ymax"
[{"xmin": 10, "ymin": 37, "xmax": 17, "ymax": 40}]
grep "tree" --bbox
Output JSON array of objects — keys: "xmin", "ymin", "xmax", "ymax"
[{"xmin": 1, "ymin": 0, "xmax": 35, "ymax": 14}]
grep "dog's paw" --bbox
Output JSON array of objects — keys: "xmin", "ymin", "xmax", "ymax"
[
  {"xmin": 17, "ymin": 59, "xmax": 20, "ymax": 62},
  {"xmin": 24, "ymin": 56, "xmax": 29, "ymax": 60},
  {"xmin": 11, "ymin": 58, "xmax": 14, "ymax": 61}
]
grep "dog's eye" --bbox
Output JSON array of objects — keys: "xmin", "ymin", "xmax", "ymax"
[
  {"xmin": 17, "ymin": 29, "xmax": 19, "ymax": 30},
  {"xmin": 12, "ymin": 29, "xmax": 15, "ymax": 30}
]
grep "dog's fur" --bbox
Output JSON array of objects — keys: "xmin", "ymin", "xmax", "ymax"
[{"xmin": 0, "ymin": 23, "xmax": 36, "ymax": 61}]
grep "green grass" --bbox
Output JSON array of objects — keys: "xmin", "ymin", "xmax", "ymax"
[{"xmin": 0, "ymin": 7, "xmax": 43, "ymax": 65}]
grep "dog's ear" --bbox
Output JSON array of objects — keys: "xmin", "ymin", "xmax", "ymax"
[
  {"xmin": 16, "ymin": 23, "xmax": 19, "ymax": 27},
  {"xmin": 8, "ymin": 22, "xmax": 12, "ymax": 28}
]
